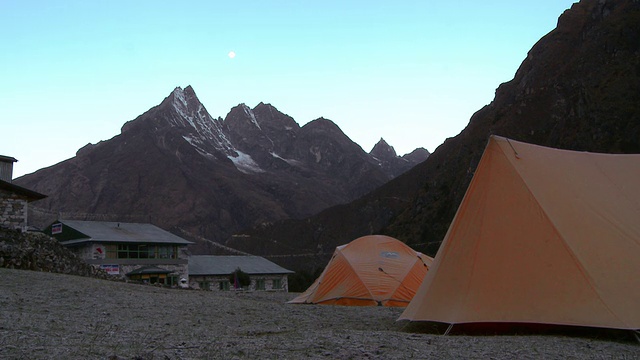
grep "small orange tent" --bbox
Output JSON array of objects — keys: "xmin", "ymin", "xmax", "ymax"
[
  {"xmin": 400, "ymin": 136, "xmax": 640, "ymax": 330},
  {"xmin": 289, "ymin": 235, "xmax": 432, "ymax": 307}
]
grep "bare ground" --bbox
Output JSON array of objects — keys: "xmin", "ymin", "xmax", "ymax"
[{"xmin": 0, "ymin": 268, "xmax": 637, "ymax": 359}]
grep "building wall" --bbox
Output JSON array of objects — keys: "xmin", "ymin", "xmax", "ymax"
[
  {"xmin": 189, "ymin": 274, "xmax": 289, "ymax": 292},
  {"xmin": 0, "ymin": 189, "xmax": 28, "ymax": 232},
  {"xmin": 0, "ymin": 161, "xmax": 14, "ymax": 182}
]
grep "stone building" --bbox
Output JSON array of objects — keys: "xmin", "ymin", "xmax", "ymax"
[
  {"xmin": 45, "ymin": 219, "xmax": 192, "ymax": 285},
  {"xmin": 189, "ymin": 255, "xmax": 293, "ymax": 291},
  {"xmin": 0, "ymin": 155, "xmax": 46, "ymax": 232}
]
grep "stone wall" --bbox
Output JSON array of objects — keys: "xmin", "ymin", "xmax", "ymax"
[{"xmin": 0, "ymin": 189, "xmax": 28, "ymax": 232}]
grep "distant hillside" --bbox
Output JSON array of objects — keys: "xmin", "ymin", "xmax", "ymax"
[
  {"xmin": 226, "ymin": 0, "xmax": 640, "ymax": 271},
  {"xmin": 15, "ymin": 87, "xmax": 427, "ymax": 253}
]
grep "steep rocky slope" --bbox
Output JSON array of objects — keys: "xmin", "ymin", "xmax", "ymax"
[{"xmin": 227, "ymin": 0, "xmax": 640, "ymax": 271}]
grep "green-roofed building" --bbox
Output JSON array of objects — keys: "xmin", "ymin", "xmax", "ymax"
[{"xmin": 46, "ymin": 219, "xmax": 192, "ymax": 285}]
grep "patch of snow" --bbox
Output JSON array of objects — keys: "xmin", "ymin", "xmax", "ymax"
[
  {"xmin": 228, "ymin": 151, "xmax": 264, "ymax": 174},
  {"xmin": 243, "ymin": 105, "xmax": 261, "ymax": 130},
  {"xmin": 173, "ymin": 87, "xmax": 188, "ymax": 108},
  {"xmin": 310, "ymin": 146, "xmax": 322, "ymax": 163},
  {"xmin": 270, "ymin": 152, "xmax": 302, "ymax": 166},
  {"xmin": 169, "ymin": 90, "xmax": 236, "ymax": 157},
  {"xmin": 370, "ymin": 156, "xmax": 383, "ymax": 165},
  {"xmin": 182, "ymin": 135, "xmax": 215, "ymax": 158}
]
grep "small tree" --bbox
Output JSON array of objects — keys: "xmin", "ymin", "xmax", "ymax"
[{"xmin": 229, "ymin": 267, "xmax": 251, "ymax": 289}]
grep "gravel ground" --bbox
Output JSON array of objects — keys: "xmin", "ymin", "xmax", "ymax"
[{"xmin": 0, "ymin": 268, "xmax": 638, "ymax": 360}]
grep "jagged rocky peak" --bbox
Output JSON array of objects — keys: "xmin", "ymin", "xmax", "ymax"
[
  {"xmin": 155, "ymin": 85, "xmax": 235, "ymax": 156},
  {"xmin": 252, "ymin": 102, "xmax": 300, "ymax": 132},
  {"xmin": 225, "ymin": 102, "xmax": 299, "ymax": 133},
  {"xmin": 302, "ymin": 117, "xmax": 346, "ymax": 136},
  {"xmin": 224, "ymin": 103, "xmax": 258, "ymax": 129},
  {"xmin": 402, "ymin": 147, "xmax": 430, "ymax": 163},
  {"xmin": 156, "ymin": 85, "xmax": 199, "ymax": 113},
  {"xmin": 166, "ymin": 86, "xmax": 210, "ymax": 125},
  {"xmin": 171, "ymin": 85, "xmax": 199, "ymax": 110},
  {"xmin": 370, "ymin": 138, "xmax": 397, "ymax": 159}
]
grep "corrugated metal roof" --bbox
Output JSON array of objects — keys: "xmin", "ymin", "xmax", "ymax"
[
  {"xmin": 58, "ymin": 220, "xmax": 192, "ymax": 245},
  {"xmin": 189, "ymin": 255, "xmax": 294, "ymax": 276}
]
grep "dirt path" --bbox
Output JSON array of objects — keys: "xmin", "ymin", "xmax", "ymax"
[{"xmin": 0, "ymin": 268, "xmax": 637, "ymax": 359}]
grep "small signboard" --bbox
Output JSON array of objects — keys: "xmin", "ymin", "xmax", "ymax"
[
  {"xmin": 51, "ymin": 223, "xmax": 63, "ymax": 235},
  {"xmin": 100, "ymin": 264, "xmax": 119, "ymax": 275}
]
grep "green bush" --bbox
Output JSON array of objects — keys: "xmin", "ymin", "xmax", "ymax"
[{"xmin": 229, "ymin": 267, "xmax": 251, "ymax": 289}]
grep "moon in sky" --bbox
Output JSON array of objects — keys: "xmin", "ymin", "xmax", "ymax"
[{"xmin": 228, "ymin": 51, "xmax": 236, "ymax": 59}]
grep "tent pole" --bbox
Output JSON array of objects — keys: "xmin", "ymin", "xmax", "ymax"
[
  {"xmin": 505, "ymin": 138, "xmax": 520, "ymax": 159},
  {"xmin": 443, "ymin": 323, "xmax": 454, "ymax": 336}
]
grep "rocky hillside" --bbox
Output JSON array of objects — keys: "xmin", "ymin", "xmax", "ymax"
[
  {"xmin": 15, "ymin": 87, "xmax": 428, "ymax": 253},
  {"xmin": 226, "ymin": 0, "xmax": 640, "ymax": 271}
]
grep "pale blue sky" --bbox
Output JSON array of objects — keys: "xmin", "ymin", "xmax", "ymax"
[{"xmin": 1, "ymin": 1, "xmax": 576, "ymax": 178}]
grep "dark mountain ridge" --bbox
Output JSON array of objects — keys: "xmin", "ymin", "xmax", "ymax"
[
  {"xmin": 225, "ymin": 0, "xmax": 640, "ymax": 271},
  {"xmin": 16, "ymin": 86, "xmax": 428, "ymax": 252}
]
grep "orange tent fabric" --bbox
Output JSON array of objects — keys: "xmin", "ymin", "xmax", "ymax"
[
  {"xmin": 289, "ymin": 235, "xmax": 432, "ymax": 306},
  {"xmin": 400, "ymin": 136, "xmax": 640, "ymax": 330}
]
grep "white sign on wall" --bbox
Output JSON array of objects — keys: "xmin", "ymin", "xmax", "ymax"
[{"xmin": 100, "ymin": 264, "xmax": 119, "ymax": 275}]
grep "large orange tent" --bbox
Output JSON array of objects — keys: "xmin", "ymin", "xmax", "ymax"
[
  {"xmin": 289, "ymin": 235, "xmax": 432, "ymax": 306},
  {"xmin": 400, "ymin": 136, "xmax": 640, "ymax": 330}
]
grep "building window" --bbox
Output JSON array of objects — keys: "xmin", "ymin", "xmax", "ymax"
[
  {"xmin": 113, "ymin": 244, "xmax": 178, "ymax": 259},
  {"xmin": 272, "ymin": 279, "xmax": 282, "ymax": 290},
  {"xmin": 198, "ymin": 281, "xmax": 210, "ymax": 290},
  {"xmin": 219, "ymin": 281, "xmax": 230, "ymax": 291},
  {"xmin": 148, "ymin": 246, "xmax": 158, "ymax": 258},
  {"xmin": 166, "ymin": 275, "xmax": 178, "ymax": 286},
  {"xmin": 137, "ymin": 245, "xmax": 158, "ymax": 259},
  {"xmin": 158, "ymin": 246, "xmax": 177, "ymax": 259},
  {"xmin": 256, "ymin": 279, "xmax": 265, "ymax": 290}
]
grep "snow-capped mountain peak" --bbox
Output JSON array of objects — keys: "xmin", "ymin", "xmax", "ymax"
[
  {"xmin": 123, "ymin": 86, "xmax": 424, "ymax": 176},
  {"xmin": 165, "ymin": 86, "xmax": 236, "ymax": 158}
]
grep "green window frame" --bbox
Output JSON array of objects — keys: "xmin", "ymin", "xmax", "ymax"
[
  {"xmin": 256, "ymin": 279, "xmax": 265, "ymax": 291},
  {"xmin": 272, "ymin": 278, "xmax": 282, "ymax": 290},
  {"xmin": 113, "ymin": 244, "xmax": 178, "ymax": 259},
  {"xmin": 158, "ymin": 246, "xmax": 177, "ymax": 259},
  {"xmin": 219, "ymin": 281, "xmax": 230, "ymax": 291}
]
